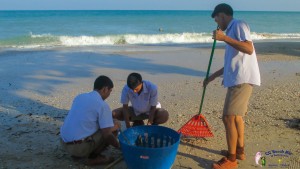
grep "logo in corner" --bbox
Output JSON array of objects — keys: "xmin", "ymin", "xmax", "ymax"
[{"xmin": 255, "ymin": 149, "xmax": 292, "ymax": 168}]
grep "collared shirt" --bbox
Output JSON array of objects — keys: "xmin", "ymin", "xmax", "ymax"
[
  {"xmin": 223, "ymin": 19, "xmax": 261, "ymax": 87},
  {"xmin": 60, "ymin": 91, "xmax": 114, "ymax": 142},
  {"xmin": 121, "ymin": 80, "xmax": 158, "ymax": 116}
]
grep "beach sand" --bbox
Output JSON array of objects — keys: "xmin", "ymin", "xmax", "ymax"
[{"xmin": 0, "ymin": 41, "xmax": 299, "ymax": 169}]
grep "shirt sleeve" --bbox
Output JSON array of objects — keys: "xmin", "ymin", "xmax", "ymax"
[
  {"xmin": 234, "ymin": 21, "xmax": 252, "ymax": 42},
  {"xmin": 149, "ymin": 84, "xmax": 158, "ymax": 106},
  {"xmin": 120, "ymin": 85, "xmax": 130, "ymax": 104},
  {"xmin": 98, "ymin": 102, "xmax": 114, "ymax": 129}
]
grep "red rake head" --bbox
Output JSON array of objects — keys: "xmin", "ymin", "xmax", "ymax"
[{"xmin": 178, "ymin": 114, "xmax": 214, "ymax": 138}]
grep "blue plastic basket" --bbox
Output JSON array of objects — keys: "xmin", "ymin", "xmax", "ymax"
[{"xmin": 118, "ymin": 125, "xmax": 180, "ymax": 169}]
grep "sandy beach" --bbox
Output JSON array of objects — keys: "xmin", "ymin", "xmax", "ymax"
[{"xmin": 0, "ymin": 41, "xmax": 299, "ymax": 169}]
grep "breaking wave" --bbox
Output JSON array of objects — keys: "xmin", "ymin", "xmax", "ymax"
[{"xmin": 1, "ymin": 32, "xmax": 300, "ymax": 48}]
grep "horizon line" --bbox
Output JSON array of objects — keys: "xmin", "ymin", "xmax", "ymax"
[{"xmin": 0, "ymin": 9, "xmax": 299, "ymax": 12}]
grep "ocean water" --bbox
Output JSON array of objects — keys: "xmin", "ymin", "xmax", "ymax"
[{"xmin": 0, "ymin": 10, "xmax": 299, "ymax": 48}]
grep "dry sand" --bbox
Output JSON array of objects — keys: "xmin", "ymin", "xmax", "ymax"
[{"xmin": 0, "ymin": 41, "xmax": 299, "ymax": 169}]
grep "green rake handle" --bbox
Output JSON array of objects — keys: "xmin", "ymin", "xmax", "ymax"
[{"xmin": 198, "ymin": 38, "xmax": 217, "ymax": 115}]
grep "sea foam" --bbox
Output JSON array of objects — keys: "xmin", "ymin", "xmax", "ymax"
[{"xmin": 1, "ymin": 32, "xmax": 300, "ymax": 48}]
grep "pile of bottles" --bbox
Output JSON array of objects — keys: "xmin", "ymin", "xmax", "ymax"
[{"xmin": 135, "ymin": 133, "xmax": 175, "ymax": 148}]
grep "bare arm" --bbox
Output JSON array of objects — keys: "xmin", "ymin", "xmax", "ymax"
[
  {"xmin": 147, "ymin": 106, "xmax": 156, "ymax": 125},
  {"xmin": 101, "ymin": 127, "xmax": 120, "ymax": 149},
  {"xmin": 122, "ymin": 104, "xmax": 131, "ymax": 128},
  {"xmin": 111, "ymin": 119, "xmax": 121, "ymax": 131},
  {"xmin": 214, "ymin": 29, "xmax": 254, "ymax": 55},
  {"xmin": 203, "ymin": 67, "xmax": 224, "ymax": 87}
]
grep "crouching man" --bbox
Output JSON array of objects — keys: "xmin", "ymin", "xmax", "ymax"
[
  {"xmin": 113, "ymin": 72, "xmax": 169, "ymax": 128},
  {"xmin": 60, "ymin": 75, "xmax": 120, "ymax": 165}
]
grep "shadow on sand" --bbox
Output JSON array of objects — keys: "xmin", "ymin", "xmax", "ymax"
[{"xmin": 0, "ymin": 48, "xmax": 206, "ymax": 168}]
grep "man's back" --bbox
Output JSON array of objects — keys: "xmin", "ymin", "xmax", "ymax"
[{"xmin": 60, "ymin": 91, "xmax": 113, "ymax": 142}]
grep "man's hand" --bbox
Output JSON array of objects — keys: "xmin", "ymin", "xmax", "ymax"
[
  {"xmin": 147, "ymin": 106, "xmax": 156, "ymax": 125},
  {"xmin": 122, "ymin": 104, "xmax": 131, "ymax": 128},
  {"xmin": 112, "ymin": 119, "xmax": 121, "ymax": 131},
  {"xmin": 203, "ymin": 68, "xmax": 224, "ymax": 87},
  {"xmin": 213, "ymin": 29, "xmax": 227, "ymax": 41},
  {"xmin": 203, "ymin": 76, "xmax": 215, "ymax": 87},
  {"xmin": 147, "ymin": 120, "xmax": 153, "ymax": 125},
  {"xmin": 101, "ymin": 128, "xmax": 120, "ymax": 149},
  {"xmin": 125, "ymin": 121, "xmax": 131, "ymax": 128}
]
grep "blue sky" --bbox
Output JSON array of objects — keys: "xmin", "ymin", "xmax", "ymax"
[{"xmin": 0, "ymin": 0, "xmax": 299, "ymax": 11}]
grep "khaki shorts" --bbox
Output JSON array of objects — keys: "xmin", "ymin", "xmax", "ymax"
[
  {"xmin": 127, "ymin": 107, "xmax": 149, "ymax": 121},
  {"xmin": 223, "ymin": 83, "xmax": 253, "ymax": 116},
  {"xmin": 61, "ymin": 130, "xmax": 106, "ymax": 157}
]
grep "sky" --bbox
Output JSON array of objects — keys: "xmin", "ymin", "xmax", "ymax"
[{"xmin": 0, "ymin": 0, "xmax": 300, "ymax": 11}]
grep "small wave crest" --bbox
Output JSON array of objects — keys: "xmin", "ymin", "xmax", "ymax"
[
  {"xmin": 251, "ymin": 32, "xmax": 300, "ymax": 40},
  {"xmin": 1, "ymin": 32, "xmax": 300, "ymax": 48},
  {"xmin": 59, "ymin": 33, "xmax": 213, "ymax": 46}
]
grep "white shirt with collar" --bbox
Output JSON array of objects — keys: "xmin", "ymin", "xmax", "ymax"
[
  {"xmin": 121, "ymin": 80, "xmax": 159, "ymax": 116},
  {"xmin": 223, "ymin": 18, "xmax": 261, "ymax": 88},
  {"xmin": 60, "ymin": 91, "xmax": 114, "ymax": 142}
]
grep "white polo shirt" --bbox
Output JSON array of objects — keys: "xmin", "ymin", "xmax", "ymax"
[
  {"xmin": 60, "ymin": 91, "xmax": 114, "ymax": 142},
  {"xmin": 121, "ymin": 80, "xmax": 158, "ymax": 116},
  {"xmin": 223, "ymin": 19, "xmax": 261, "ymax": 87}
]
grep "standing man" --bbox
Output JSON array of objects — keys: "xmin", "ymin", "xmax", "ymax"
[
  {"xmin": 205, "ymin": 3, "xmax": 261, "ymax": 169},
  {"xmin": 113, "ymin": 72, "xmax": 169, "ymax": 128},
  {"xmin": 60, "ymin": 75, "xmax": 120, "ymax": 166}
]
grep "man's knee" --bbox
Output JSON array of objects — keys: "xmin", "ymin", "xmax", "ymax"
[
  {"xmin": 234, "ymin": 116, "xmax": 244, "ymax": 125},
  {"xmin": 155, "ymin": 109, "xmax": 169, "ymax": 123},
  {"xmin": 163, "ymin": 109, "xmax": 169, "ymax": 121},
  {"xmin": 222, "ymin": 115, "xmax": 236, "ymax": 124},
  {"xmin": 112, "ymin": 107, "xmax": 123, "ymax": 119}
]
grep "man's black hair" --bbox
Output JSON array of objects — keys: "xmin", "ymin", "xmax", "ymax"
[
  {"xmin": 94, "ymin": 75, "xmax": 114, "ymax": 90},
  {"xmin": 127, "ymin": 72, "xmax": 142, "ymax": 89},
  {"xmin": 211, "ymin": 3, "xmax": 233, "ymax": 18}
]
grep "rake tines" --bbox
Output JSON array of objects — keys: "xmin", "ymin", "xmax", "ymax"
[{"xmin": 178, "ymin": 114, "xmax": 213, "ymax": 138}]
